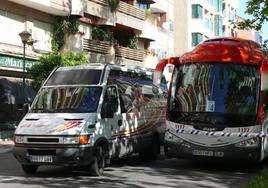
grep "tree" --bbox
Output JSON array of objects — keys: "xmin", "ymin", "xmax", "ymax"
[
  {"xmin": 28, "ymin": 52, "xmax": 88, "ymax": 90},
  {"xmin": 237, "ymin": 0, "xmax": 268, "ymax": 48}
]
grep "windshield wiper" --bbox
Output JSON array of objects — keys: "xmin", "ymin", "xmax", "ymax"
[{"xmin": 54, "ymin": 108, "xmax": 77, "ymax": 113}]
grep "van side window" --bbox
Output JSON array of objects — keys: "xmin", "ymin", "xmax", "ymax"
[{"xmin": 101, "ymin": 86, "xmax": 118, "ymax": 118}]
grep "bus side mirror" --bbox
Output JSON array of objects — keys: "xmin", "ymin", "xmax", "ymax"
[{"xmin": 22, "ymin": 103, "xmax": 30, "ymax": 115}]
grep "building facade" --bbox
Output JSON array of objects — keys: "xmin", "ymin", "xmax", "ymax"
[
  {"xmin": 0, "ymin": 0, "xmax": 171, "ymax": 129},
  {"xmin": 174, "ymin": 0, "xmax": 238, "ymax": 56}
]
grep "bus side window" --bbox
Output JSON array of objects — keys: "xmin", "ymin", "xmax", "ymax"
[{"xmin": 101, "ymin": 87, "xmax": 118, "ymax": 118}]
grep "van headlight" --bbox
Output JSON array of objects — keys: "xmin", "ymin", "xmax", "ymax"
[
  {"xmin": 63, "ymin": 136, "xmax": 80, "ymax": 144},
  {"xmin": 235, "ymin": 137, "xmax": 260, "ymax": 148},
  {"xmin": 15, "ymin": 136, "xmax": 25, "ymax": 143},
  {"xmin": 63, "ymin": 135, "xmax": 90, "ymax": 145}
]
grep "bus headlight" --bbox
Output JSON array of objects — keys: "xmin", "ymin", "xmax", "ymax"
[
  {"xmin": 235, "ymin": 137, "xmax": 260, "ymax": 148},
  {"xmin": 15, "ymin": 136, "xmax": 25, "ymax": 143},
  {"xmin": 165, "ymin": 132, "xmax": 183, "ymax": 143}
]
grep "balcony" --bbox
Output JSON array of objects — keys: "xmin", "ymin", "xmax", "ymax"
[
  {"xmin": 83, "ymin": 39, "xmax": 145, "ymax": 62},
  {"xmin": 9, "ymin": 0, "xmax": 70, "ymax": 16},
  {"xmin": 115, "ymin": 46, "xmax": 145, "ymax": 62},
  {"xmin": 86, "ymin": 0, "xmax": 145, "ymax": 30},
  {"xmin": 83, "ymin": 39, "xmax": 111, "ymax": 55}
]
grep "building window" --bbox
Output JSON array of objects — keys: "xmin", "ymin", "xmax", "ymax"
[
  {"xmin": 215, "ymin": 0, "xmax": 223, "ymax": 13},
  {"xmin": 214, "ymin": 15, "xmax": 223, "ymax": 36},
  {"xmin": 192, "ymin": 33, "xmax": 203, "ymax": 46},
  {"xmin": 33, "ymin": 19, "xmax": 52, "ymax": 52},
  {"xmin": 169, "ymin": 20, "xmax": 174, "ymax": 32},
  {"xmin": 205, "ymin": 17, "xmax": 209, "ymax": 30},
  {"xmin": 136, "ymin": 3, "xmax": 149, "ymax": 10},
  {"xmin": 192, "ymin": 4, "xmax": 203, "ymax": 19}
]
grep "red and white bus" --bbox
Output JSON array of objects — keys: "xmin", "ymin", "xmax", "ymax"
[{"xmin": 154, "ymin": 37, "xmax": 268, "ymax": 162}]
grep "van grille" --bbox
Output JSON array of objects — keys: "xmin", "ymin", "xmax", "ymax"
[{"xmin": 27, "ymin": 138, "xmax": 59, "ymax": 143}]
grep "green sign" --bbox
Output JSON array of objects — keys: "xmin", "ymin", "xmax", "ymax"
[{"xmin": 0, "ymin": 54, "xmax": 37, "ymax": 70}]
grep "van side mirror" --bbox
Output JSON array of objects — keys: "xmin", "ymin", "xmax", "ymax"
[{"xmin": 22, "ymin": 103, "xmax": 30, "ymax": 115}]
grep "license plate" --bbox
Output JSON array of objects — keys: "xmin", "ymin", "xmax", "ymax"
[
  {"xmin": 29, "ymin": 155, "xmax": 53, "ymax": 163},
  {"xmin": 192, "ymin": 150, "xmax": 213, "ymax": 156},
  {"xmin": 192, "ymin": 150, "xmax": 224, "ymax": 157}
]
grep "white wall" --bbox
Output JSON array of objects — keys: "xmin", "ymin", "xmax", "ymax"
[{"xmin": 0, "ymin": 10, "xmax": 25, "ymax": 46}]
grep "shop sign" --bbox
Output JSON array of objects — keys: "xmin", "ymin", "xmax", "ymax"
[{"xmin": 0, "ymin": 54, "xmax": 36, "ymax": 70}]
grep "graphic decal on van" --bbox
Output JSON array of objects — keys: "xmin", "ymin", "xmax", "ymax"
[{"xmin": 50, "ymin": 121, "xmax": 82, "ymax": 133}]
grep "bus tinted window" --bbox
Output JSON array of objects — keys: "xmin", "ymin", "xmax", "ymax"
[
  {"xmin": 169, "ymin": 62, "xmax": 260, "ymax": 127},
  {"xmin": 45, "ymin": 69, "xmax": 102, "ymax": 86}
]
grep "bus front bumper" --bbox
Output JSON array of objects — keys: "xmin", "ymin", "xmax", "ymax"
[{"xmin": 164, "ymin": 140, "xmax": 262, "ymax": 163}]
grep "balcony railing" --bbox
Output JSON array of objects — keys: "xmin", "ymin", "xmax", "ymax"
[
  {"xmin": 115, "ymin": 46, "xmax": 145, "ymax": 62},
  {"xmin": 83, "ymin": 39, "xmax": 145, "ymax": 62},
  {"xmin": 83, "ymin": 39, "xmax": 110, "ymax": 54},
  {"xmin": 88, "ymin": 0, "xmax": 145, "ymax": 20}
]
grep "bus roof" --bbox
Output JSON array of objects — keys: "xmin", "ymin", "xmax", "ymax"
[{"xmin": 179, "ymin": 37, "xmax": 266, "ymax": 66}]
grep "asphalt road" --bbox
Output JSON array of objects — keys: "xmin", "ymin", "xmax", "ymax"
[{"xmin": 0, "ymin": 146, "xmax": 262, "ymax": 188}]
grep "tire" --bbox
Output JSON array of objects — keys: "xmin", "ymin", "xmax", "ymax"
[
  {"xmin": 140, "ymin": 136, "xmax": 160, "ymax": 162},
  {"xmin": 21, "ymin": 164, "xmax": 38, "ymax": 174},
  {"xmin": 89, "ymin": 147, "xmax": 105, "ymax": 176}
]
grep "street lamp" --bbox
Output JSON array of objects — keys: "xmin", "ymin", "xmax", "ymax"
[{"xmin": 19, "ymin": 30, "xmax": 31, "ymax": 103}]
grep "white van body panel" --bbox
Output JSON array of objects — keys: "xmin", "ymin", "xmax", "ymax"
[{"xmin": 15, "ymin": 113, "xmax": 97, "ymax": 136}]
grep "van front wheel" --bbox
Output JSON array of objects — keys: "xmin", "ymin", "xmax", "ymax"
[{"xmin": 89, "ymin": 147, "xmax": 105, "ymax": 176}]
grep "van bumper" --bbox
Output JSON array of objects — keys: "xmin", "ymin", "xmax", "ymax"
[
  {"xmin": 164, "ymin": 140, "xmax": 262, "ymax": 163},
  {"xmin": 13, "ymin": 144, "xmax": 95, "ymax": 166}
]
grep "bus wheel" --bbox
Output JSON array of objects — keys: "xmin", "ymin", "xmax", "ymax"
[
  {"xmin": 89, "ymin": 147, "xmax": 105, "ymax": 176},
  {"xmin": 140, "ymin": 136, "xmax": 160, "ymax": 161},
  {"xmin": 21, "ymin": 164, "xmax": 38, "ymax": 174}
]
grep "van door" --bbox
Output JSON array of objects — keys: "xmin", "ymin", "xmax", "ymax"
[{"xmin": 100, "ymin": 86, "xmax": 123, "ymax": 157}]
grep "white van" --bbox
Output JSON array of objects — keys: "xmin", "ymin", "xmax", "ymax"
[{"xmin": 13, "ymin": 63, "xmax": 167, "ymax": 176}]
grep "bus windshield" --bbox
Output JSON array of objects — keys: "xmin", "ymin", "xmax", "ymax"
[
  {"xmin": 31, "ymin": 86, "xmax": 102, "ymax": 113},
  {"xmin": 169, "ymin": 62, "xmax": 260, "ymax": 127}
]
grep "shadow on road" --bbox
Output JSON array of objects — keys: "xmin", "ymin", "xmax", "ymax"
[{"xmin": 0, "ymin": 151, "xmax": 263, "ymax": 188}]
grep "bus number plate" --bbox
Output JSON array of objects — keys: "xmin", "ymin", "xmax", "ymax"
[{"xmin": 192, "ymin": 150, "xmax": 224, "ymax": 157}]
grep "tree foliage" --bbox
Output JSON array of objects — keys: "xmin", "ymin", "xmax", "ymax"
[
  {"xmin": 28, "ymin": 52, "xmax": 88, "ymax": 90},
  {"xmin": 52, "ymin": 16, "xmax": 80, "ymax": 52},
  {"xmin": 238, "ymin": 0, "xmax": 268, "ymax": 48}
]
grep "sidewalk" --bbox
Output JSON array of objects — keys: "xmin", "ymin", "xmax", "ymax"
[{"xmin": 0, "ymin": 140, "xmax": 14, "ymax": 154}]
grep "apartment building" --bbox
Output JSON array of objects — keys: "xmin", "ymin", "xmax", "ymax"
[
  {"xmin": 0, "ymin": 0, "xmax": 164, "ymax": 128},
  {"xmin": 174, "ymin": 0, "xmax": 238, "ymax": 56}
]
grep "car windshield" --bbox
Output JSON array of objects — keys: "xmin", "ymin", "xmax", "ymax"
[
  {"xmin": 31, "ymin": 86, "xmax": 102, "ymax": 113},
  {"xmin": 169, "ymin": 62, "xmax": 260, "ymax": 127}
]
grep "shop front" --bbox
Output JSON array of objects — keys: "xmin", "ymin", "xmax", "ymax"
[{"xmin": 0, "ymin": 54, "xmax": 37, "ymax": 132}]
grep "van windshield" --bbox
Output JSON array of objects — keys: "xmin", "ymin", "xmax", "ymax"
[
  {"xmin": 169, "ymin": 62, "xmax": 260, "ymax": 127},
  {"xmin": 31, "ymin": 86, "xmax": 102, "ymax": 113}
]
